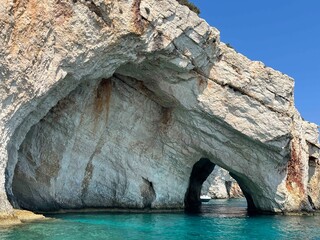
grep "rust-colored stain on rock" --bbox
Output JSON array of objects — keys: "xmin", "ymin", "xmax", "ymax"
[
  {"xmin": 55, "ymin": 0, "xmax": 74, "ymax": 25},
  {"xmin": 161, "ymin": 107, "xmax": 172, "ymax": 125},
  {"xmin": 94, "ymin": 78, "xmax": 112, "ymax": 124},
  {"xmin": 132, "ymin": 0, "xmax": 146, "ymax": 34},
  {"xmin": 286, "ymin": 139, "xmax": 305, "ymax": 196}
]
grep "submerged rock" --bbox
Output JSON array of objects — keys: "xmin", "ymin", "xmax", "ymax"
[
  {"xmin": 0, "ymin": 0, "xmax": 319, "ymax": 215},
  {"xmin": 0, "ymin": 209, "xmax": 45, "ymax": 226}
]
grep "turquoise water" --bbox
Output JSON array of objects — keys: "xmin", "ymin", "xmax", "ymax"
[{"xmin": 1, "ymin": 199, "xmax": 320, "ymax": 240}]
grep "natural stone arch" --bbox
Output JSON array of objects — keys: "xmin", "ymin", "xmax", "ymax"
[
  {"xmin": 0, "ymin": 0, "xmax": 319, "ymax": 219},
  {"xmin": 185, "ymin": 160, "xmax": 255, "ymax": 214},
  {"xmin": 7, "ymin": 75, "xmax": 278, "ymax": 214},
  {"xmin": 184, "ymin": 158, "xmax": 216, "ymax": 212},
  {"xmin": 5, "ymin": 67, "xmax": 312, "ymax": 214}
]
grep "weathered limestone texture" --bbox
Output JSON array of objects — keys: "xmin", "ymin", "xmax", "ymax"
[
  {"xmin": 0, "ymin": 0, "xmax": 319, "ymax": 216},
  {"xmin": 202, "ymin": 166, "xmax": 244, "ymax": 199}
]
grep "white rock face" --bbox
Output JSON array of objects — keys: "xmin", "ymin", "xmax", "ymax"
[
  {"xmin": 0, "ymin": 0, "xmax": 319, "ymax": 215},
  {"xmin": 202, "ymin": 166, "xmax": 243, "ymax": 199},
  {"xmin": 13, "ymin": 77, "xmax": 191, "ymax": 210}
]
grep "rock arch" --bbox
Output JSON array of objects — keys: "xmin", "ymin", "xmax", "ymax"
[
  {"xmin": 184, "ymin": 158, "xmax": 215, "ymax": 212},
  {"xmin": 0, "ymin": 0, "xmax": 319, "ymax": 218},
  {"xmin": 183, "ymin": 159, "xmax": 262, "ymax": 214}
]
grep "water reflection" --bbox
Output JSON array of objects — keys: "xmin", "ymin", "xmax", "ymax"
[
  {"xmin": 2, "ymin": 199, "xmax": 320, "ymax": 240},
  {"xmin": 199, "ymin": 199, "xmax": 248, "ymax": 217}
]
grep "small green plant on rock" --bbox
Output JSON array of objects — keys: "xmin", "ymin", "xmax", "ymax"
[{"xmin": 177, "ymin": 0, "xmax": 200, "ymax": 15}]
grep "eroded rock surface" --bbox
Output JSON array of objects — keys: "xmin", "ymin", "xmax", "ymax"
[
  {"xmin": 202, "ymin": 166, "xmax": 244, "ymax": 199},
  {"xmin": 0, "ymin": 0, "xmax": 319, "ymax": 215}
]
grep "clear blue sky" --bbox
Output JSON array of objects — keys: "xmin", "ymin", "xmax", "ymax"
[{"xmin": 190, "ymin": 0, "xmax": 320, "ymax": 126}]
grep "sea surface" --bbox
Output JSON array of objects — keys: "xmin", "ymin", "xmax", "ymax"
[{"xmin": 1, "ymin": 199, "xmax": 320, "ymax": 240}]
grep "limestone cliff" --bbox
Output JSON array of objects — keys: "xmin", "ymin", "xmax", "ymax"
[
  {"xmin": 202, "ymin": 166, "xmax": 244, "ymax": 199},
  {"xmin": 0, "ymin": 0, "xmax": 319, "ymax": 218}
]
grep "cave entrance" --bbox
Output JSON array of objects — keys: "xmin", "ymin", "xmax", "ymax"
[
  {"xmin": 184, "ymin": 158, "xmax": 215, "ymax": 212},
  {"xmin": 185, "ymin": 158, "xmax": 255, "ymax": 214}
]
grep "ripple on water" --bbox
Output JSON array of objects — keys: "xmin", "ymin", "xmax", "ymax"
[{"xmin": 1, "ymin": 199, "xmax": 320, "ymax": 240}]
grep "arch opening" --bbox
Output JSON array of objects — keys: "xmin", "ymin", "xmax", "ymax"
[
  {"xmin": 185, "ymin": 158, "xmax": 258, "ymax": 214},
  {"xmin": 7, "ymin": 71, "xmax": 261, "ymax": 214},
  {"xmin": 229, "ymin": 172, "xmax": 258, "ymax": 214},
  {"xmin": 184, "ymin": 158, "xmax": 215, "ymax": 212},
  {"xmin": 8, "ymin": 73, "xmax": 199, "ymax": 212}
]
